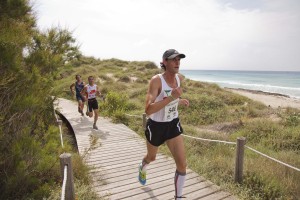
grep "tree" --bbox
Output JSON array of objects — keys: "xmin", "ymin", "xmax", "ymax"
[{"xmin": 0, "ymin": 0, "xmax": 81, "ymax": 198}]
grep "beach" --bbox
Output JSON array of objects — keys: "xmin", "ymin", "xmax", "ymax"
[{"xmin": 227, "ymin": 88, "xmax": 300, "ymax": 109}]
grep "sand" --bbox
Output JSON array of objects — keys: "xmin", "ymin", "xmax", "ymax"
[{"xmin": 226, "ymin": 88, "xmax": 300, "ymax": 109}]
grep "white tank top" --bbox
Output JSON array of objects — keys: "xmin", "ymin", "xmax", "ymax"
[
  {"xmin": 149, "ymin": 74, "xmax": 180, "ymax": 122},
  {"xmin": 87, "ymin": 84, "xmax": 97, "ymax": 99}
]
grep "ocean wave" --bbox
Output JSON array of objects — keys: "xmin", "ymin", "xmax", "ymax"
[{"xmin": 189, "ymin": 78, "xmax": 300, "ymax": 99}]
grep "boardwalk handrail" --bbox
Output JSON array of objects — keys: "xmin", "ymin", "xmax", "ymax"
[
  {"xmin": 53, "ymin": 107, "xmax": 64, "ymax": 148},
  {"xmin": 128, "ymin": 113, "xmax": 300, "ymax": 182},
  {"xmin": 125, "ymin": 113, "xmax": 143, "ymax": 118},
  {"xmin": 245, "ymin": 145, "xmax": 300, "ymax": 172},
  {"xmin": 54, "ymin": 105, "xmax": 75, "ymax": 200},
  {"xmin": 182, "ymin": 134, "xmax": 236, "ymax": 145},
  {"xmin": 61, "ymin": 165, "xmax": 68, "ymax": 200},
  {"xmin": 59, "ymin": 153, "xmax": 75, "ymax": 200},
  {"xmin": 183, "ymin": 134, "xmax": 300, "ymax": 172}
]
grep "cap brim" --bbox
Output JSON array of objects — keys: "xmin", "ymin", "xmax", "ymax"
[{"xmin": 168, "ymin": 53, "xmax": 186, "ymax": 59}]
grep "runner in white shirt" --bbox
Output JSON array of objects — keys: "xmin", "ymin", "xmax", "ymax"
[
  {"xmin": 138, "ymin": 49, "xmax": 190, "ymax": 200},
  {"xmin": 81, "ymin": 76, "xmax": 101, "ymax": 130}
]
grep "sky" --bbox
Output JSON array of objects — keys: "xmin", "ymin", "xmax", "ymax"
[{"xmin": 32, "ymin": 0, "xmax": 300, "ymax": 71}]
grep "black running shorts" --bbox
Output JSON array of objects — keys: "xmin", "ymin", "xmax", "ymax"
[
  {"xmin": 88, "ymin": 98, "xmax": 98, "ymax": 112},
  {"xmin": 145, "ymin": 118, "xmax": 183, "ymax": 147}
]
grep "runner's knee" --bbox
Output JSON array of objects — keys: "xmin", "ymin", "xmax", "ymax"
[{"xmin": 176, "ymin": 160, "xmax": 187, "ymax": 172}]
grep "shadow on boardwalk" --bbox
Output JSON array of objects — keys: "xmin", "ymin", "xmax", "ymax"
[{"xmin": 55, "ymin": 98, "xmax": 237, "ymax": 200}]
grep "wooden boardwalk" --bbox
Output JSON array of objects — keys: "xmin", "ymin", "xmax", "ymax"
[{"xmin": 55, "ymin": 98, "xmax": 236, "ymax": 200}]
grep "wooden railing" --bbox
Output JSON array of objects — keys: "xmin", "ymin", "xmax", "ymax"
[
  {"xmin": 127, "ymin": 113, "xmax": 300, "ymax": 183},
  {"xmin": 54, "ymin": 108, "xmax": 75, "ymax": 200}
]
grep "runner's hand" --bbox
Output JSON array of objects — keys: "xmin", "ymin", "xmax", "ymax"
[
  {"xmin": 171, "ymin": 87, "xmax": 182, "ymax": 99},
  {"xmin": 179, "ymin": 98, "xmax": 189, "ymax": 107}
]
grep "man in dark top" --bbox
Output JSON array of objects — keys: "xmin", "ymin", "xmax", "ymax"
[{"xmin": 70, "ymin": 75, "xmax": 86, "ymax": 116}]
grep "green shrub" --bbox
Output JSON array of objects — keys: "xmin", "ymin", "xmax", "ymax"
[
  {"xmin": 119, "ymin": 75, "xmax": 131, "ymax": 83},
  {"xmin": 144, "ymin": 61, "xmax": 157, "ymax": 69},
  {"xmin": 100, "ymin": 91, "xmax": 129, "ymax": 116},
  {"xmin": 243, "ymin": 172, "xmax": 285, "ymax": 200},
  {"xmin": 285, "ymin": 114, "xmax": 300, "ymax": 126}
]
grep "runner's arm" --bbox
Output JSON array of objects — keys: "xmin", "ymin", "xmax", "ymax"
[
  {"xmin": 177, "ymin": 74, "xmax": 189, "ymax": 107},
  {"xmin": 80, "ymin": 86, "xmax": 87, "ymax": 98},
  {"xmin": 70, "ymin": 83, "xmax": 75, "ymax": 95},
  {"xmin": 96, "ymin": 85, "xmax": 101, "ymax": 97}
]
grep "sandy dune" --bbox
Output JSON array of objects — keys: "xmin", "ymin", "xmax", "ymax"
[{"xmin": 226, "ymin": 88, "xmax": 300, "ymax": 109}]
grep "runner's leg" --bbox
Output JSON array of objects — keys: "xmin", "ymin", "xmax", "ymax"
[
  {"xmin": 93, "ymin": 109, "xmax": 98, "ymax": 124},
  {"xmin": 88, "ymin": 101, "xmax": 93, "ymax": 118},
  {"xmin": 78, "ymin": 100, "xmax": 84, "ymax": 115},
  {"xmin": 166, "ymin": 135, "xmax": 186, "ymax": 199},
  {"xmin": 139, "ymin": 141, "xmax": 158, "ymax": 185},
  {"xmin": 93, "ymin": 109, "xmax": 99, "ymax": 130}
]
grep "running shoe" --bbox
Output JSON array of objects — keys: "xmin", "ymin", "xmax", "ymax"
[
  {"xmin": 93, "ymin": 124, "xmax": 98, "ymax": 130},
  {"xmin": 138, "ymin": 164, "xmax": 146, "ymax": 185},
  {"xmin": 174, "ymin": 196, "xmax": 186, "ymax": 199}
]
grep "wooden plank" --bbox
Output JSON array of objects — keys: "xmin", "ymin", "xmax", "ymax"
[
  {"xmin": 186, "ymin": 184, "xmax": 221, "ymax": 200},
  {"xmin": 159, "ymin": 179, "xmax": 213, "ymax": 200},
  {"xmin": 54, "ymin": 98, "xmax": 236, "ymax": 200},
  {"xmin": 199, "ymin": 191, "xmax": 233, "ymax": 200}
]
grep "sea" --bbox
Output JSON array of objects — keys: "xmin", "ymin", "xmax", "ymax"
[{"xmin": 180, "ymin": 70, "xmax": 300, "ymax": 99}]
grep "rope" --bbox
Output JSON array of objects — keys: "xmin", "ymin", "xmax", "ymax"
[
  {"xmin": 245, "ymin": 145, "xmax": 300, "ymax": 172},
  {"xmin": 53, "ymin": 107, "xmax": 59, "ymax": 121},
  {"xmin": 182, "ymin": 134, "xmax": 236, "ymax": 145},
  {"xmin": 59, "ymin": 123, "xmax": 64, "ymax": 148},
  {"xmin": 61, "ymin": 165, "xmax": 68, "ymax": 200},
  {"xmin": 182, "ymin": 134, "xmax": 300, "ymax": 172},
  {"xmin": 53, "ymin": 107, "xmax": 64, "ymax": 148},
  {"xmin": 125, "ymin": 113, "xmax": 143, "ymax": 118}
]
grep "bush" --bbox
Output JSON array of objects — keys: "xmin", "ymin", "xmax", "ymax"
[
  {"xmin": 243, "ymin": 172, "xmax": 284, "ymax": 200},
  {"xmin": 100, "ymin": 91, "xmax": 129, "ymax": 116},
  {"xmin": 285, "ymin": 114, "xmax": 300, "ymax": 126},
  {"xmin": 119, "ymin": 75, "xmax": 131, "ymax": 83}
]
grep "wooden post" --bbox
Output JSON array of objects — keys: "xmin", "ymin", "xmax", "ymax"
[
  {"xmin": 234, "ymin": 137, "xmax": 246, "ymax": 183},
  {"xmin": 143, "ymin": 113, "xmax": 147, "ymax": 129},
  {"xmin": 60, "ymin": 153, "xmax": 75, "ymax": 200}
]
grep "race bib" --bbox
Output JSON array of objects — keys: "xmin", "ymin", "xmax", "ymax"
[{"xmin": 164, "ymin": 98, "xmax": 179, "ymax": 121}]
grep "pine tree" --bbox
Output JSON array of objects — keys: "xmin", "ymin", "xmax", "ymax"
[{"xmin": 0, "ymin": 0, "xmax": 81, "ymax": 198}]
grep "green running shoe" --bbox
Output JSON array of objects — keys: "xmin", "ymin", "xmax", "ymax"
[{"xmin": 138, "ymin": 164, "xmax": 146, "ymax": 185}]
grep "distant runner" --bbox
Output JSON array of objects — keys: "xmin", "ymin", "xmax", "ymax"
[
  {"xmin": 81, "ymin": 76, "xmax": 101, "ymax": 130},
  {"xmin": 70, "ymin": 75, "xmax": 85, "ymax": 116}
]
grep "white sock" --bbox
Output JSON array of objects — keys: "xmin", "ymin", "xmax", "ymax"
[{"xmin": 174, "ymin": 170, "xmax": 186, "ymax": 199}]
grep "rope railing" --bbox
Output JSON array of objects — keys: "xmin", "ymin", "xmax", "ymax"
[
  {"xmin": 125, "ymin": 113, "xmax": 143, "ymax": 118},
  {"xmin": 53, "ymin": 107, "xmax": 64, "ymax": 148},
  {"xmin": 61, "ymin": 165, "xmax": 68, "ymax": 200},
  {"xmin": 54, "ymin": 104, "xmax": 75, "ymax": 200},
  {"xmin": 245, "ymin": 145, "xmax": 300, "ymax": 172},
  {"xmin": 182, "ymin": 134, "xmax": 236, "ymax": 145},
  {"xmin": 59, "ymin": 153, "xmax": 75, "ymax": 200},
  {"xmin": 136, "ymin": 113, "xmax": 299, "ymax": 183},
  {"xmin": 182, "ymin": 133, "xmax": 300, "ymax": 172}
]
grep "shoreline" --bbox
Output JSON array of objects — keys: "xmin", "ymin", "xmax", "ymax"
[{"xmin": 225, "ymin": 87, "xmax": 300, "ymax": 109}]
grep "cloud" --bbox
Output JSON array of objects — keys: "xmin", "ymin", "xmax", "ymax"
[{"xmin": 33, "ymin": 0, "xmax": 300, "ymax": 71}]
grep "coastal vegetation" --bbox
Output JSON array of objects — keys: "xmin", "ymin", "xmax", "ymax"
[
  {"xmin": 1, "ymin": 0, "xmax": 299, "ymax": 199},
  {"xmin": 55, "ymin": 56, "xmax": 300, "ymax": 200},
  {"xmin": 0, "ymin": 0, "xmax": 99, "ymax": 199}
]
